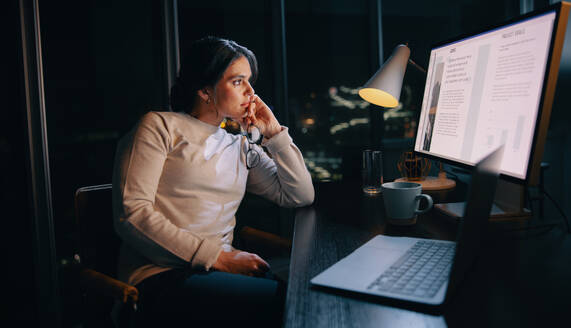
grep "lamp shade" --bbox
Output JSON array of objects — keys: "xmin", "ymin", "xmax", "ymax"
[{"xmin": 359, "ymin": 44, "xmax": 410, "ymax": 108}]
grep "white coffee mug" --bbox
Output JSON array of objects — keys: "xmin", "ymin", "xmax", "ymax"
[{"xmin": 382, "ymin": 182, "xmax": 433, "ymax": 225}]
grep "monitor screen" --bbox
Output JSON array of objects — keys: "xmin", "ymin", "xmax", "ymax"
[{"xmin": 414, "ymin": 9, "xmax": 558, "ymax": 182}]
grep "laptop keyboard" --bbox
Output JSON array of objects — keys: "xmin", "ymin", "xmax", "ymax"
[{"xmin": 367, "ymin": 240, "xmax": 455, "ymax": 298}]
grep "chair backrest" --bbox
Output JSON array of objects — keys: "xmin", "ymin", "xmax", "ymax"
[{"xmin": 75, "ymin": 184, "xmax": 121, "ymax": 278}]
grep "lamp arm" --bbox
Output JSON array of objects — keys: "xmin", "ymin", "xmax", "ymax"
[{"xmin": 408, "ymin": 58, "xmax": 427, "ymax": 75}]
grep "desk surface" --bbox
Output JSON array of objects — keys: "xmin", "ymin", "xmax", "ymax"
[{"xmin": 284, "ymin": 180, "xmax": 571, "ymax": 328}]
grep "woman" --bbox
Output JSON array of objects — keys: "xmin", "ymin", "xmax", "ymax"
[{"xmin": 112, "ymin": 36, "xmax": 314, "ymax": 326}]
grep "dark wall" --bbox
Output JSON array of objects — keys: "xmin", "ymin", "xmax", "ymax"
[
  {"xmin": 40, "ymin": 0, "xmax": 167, "ymax": 256},
  {"xmin": 38, "ymin": 0, "xmax": 168, "ymax": 325}
]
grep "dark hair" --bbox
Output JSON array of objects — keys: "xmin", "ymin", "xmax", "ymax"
[{"xmin": 170, "ymin": 36, "xmax": 258, "ymax": 113}]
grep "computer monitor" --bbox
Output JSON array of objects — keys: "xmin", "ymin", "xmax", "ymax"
[{"xmin": 414, "ymin": 2, "xmax": 569, "ymax": 189}]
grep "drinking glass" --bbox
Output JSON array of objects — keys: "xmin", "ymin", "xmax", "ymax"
[{"xmin": 362, "ymin": 150, "xmax": 383, "ymax": 195}]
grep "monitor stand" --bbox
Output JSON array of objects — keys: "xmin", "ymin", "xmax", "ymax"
[{"xmin": 435, "ymin": 179, "xmax": 532, "ymax": 222}]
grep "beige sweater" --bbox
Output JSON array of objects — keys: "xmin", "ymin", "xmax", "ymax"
[{"xmin": 112, "ymin": 111, "xmax": 314, "ymax": 286}]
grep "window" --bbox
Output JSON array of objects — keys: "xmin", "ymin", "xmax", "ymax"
[{"xmin": 285, "ymin": 0, "xmax": 377, "ymax": 182}]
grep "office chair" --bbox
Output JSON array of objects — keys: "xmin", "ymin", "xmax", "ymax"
[
  {"xmin": 74, "ymin": 184, "xmax": 137, "ymax": 327},
  {"xmin": 74, "ymin": 184, "xmax": 292, "ymax": 327}
]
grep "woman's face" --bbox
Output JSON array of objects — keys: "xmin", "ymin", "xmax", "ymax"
[{"xmin": 211, "ymin": 56, "xmax": 255, "ymax": 121}]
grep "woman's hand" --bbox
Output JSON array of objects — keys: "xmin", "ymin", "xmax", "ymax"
[
  {"xmin": 241, "ymin": 95, "xmax": 282, "ymax": 139},
  {"xmin": 212, "ymin": 250, "xmax": 270, "ymax": 277}
]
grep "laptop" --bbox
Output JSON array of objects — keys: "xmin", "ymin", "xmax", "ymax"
[{"xmin": 310, "ymin": 146, "xmax": 504, "ymax": 306}]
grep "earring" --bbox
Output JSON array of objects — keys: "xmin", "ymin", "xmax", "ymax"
[{"xmin": 206, "ymin": 97, "xmax": 210, "ymax": 104}]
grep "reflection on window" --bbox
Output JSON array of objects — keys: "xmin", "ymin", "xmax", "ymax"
[{"xmin": 285, "ymin": 1, "xmax": 373, "ymax": 182}]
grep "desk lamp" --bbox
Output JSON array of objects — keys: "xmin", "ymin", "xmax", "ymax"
[{"xmin": 358, "ymin": 44, "xmax": 455, "ymax": 192}]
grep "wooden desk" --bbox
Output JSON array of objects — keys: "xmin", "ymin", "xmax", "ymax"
[{"xmin": 284, "ymin": 180, "xmax": 571, "ymax": 328}]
